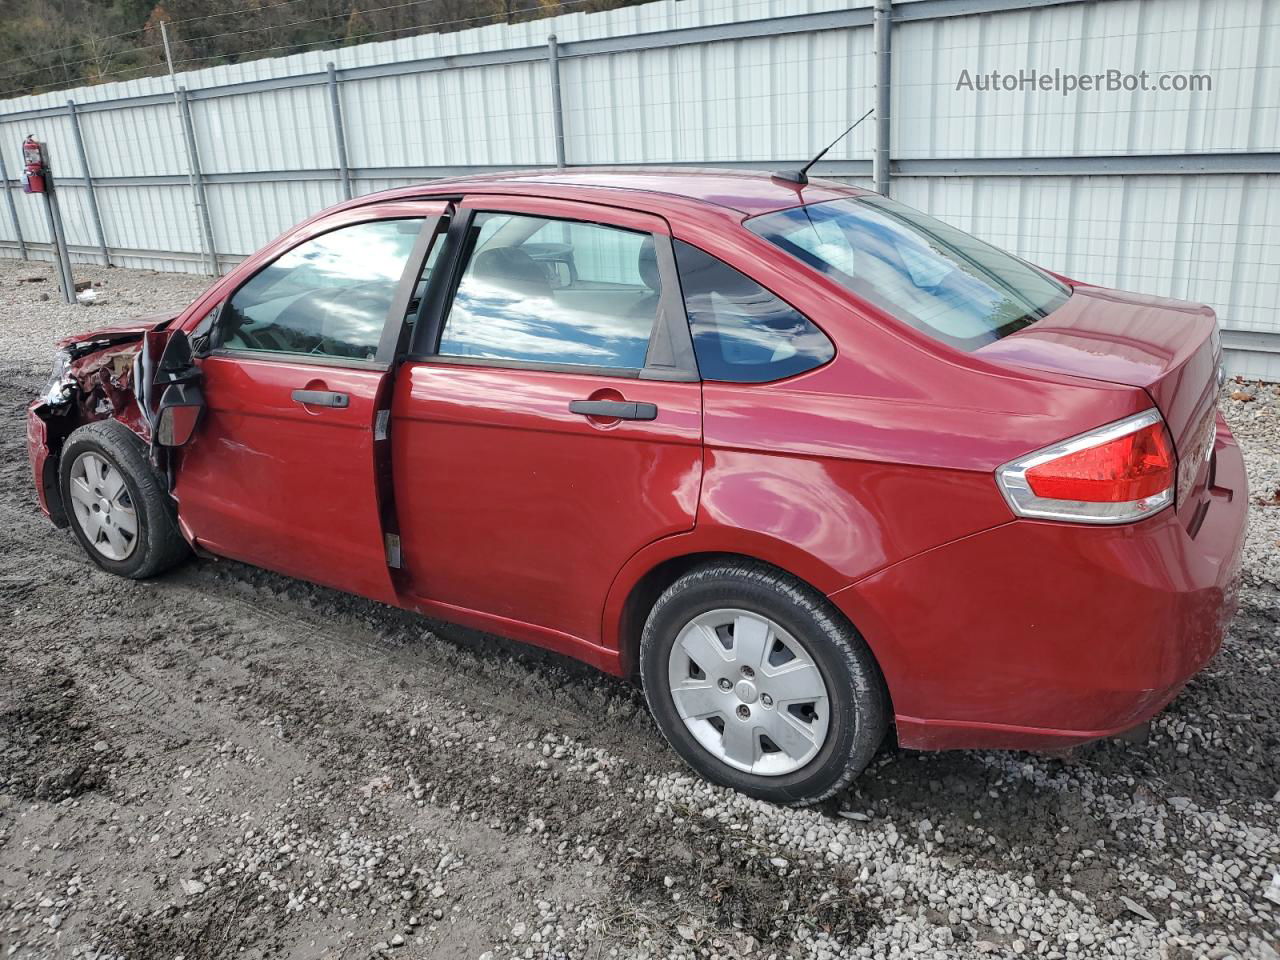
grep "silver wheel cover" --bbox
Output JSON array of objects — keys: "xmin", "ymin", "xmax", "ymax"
[
  {"xmin": 666, "ymin": 608, "xmax": 831, "ymax": 776},
  {"xmin": 68, "ymin": 451, "xmax": 138, "ymax": 562}
]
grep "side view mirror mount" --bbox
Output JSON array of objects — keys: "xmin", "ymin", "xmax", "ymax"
[
  {"xmin": 189, "ymin": 302, "xmax": 222, "ymax": 356},
  {"xmin": 154, "ymin": 329, "xmax": 200, "ymax": 385}
]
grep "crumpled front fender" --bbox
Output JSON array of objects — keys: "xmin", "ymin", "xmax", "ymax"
[
  {"xmin": 28, "ymin": 332, "xmax": 156, "ymax": 526},
  {"xmin": 27, "ymin": 401, "xmax": 66, "ymax": 526}
]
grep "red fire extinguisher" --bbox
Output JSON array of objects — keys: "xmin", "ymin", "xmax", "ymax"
[{"xmin": 22, "ymin": 136, "xmax": 47, "ymax": 194}]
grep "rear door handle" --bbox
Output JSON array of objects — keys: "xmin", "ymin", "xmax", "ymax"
[
  {"xmin": 292, "ymin": 389, "xmax": 349, "ymax": 408},
  {"xmin": 568, "ymin": 399, "xmax": 658, "ymax": 421}
]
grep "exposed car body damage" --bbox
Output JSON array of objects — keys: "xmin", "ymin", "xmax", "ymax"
[{"xmin": 27, "ymin": 311, "xmax": 178, "ymax": 526}]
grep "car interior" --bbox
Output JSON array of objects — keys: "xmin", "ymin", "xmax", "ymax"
[
  {"xmin": 437, "ymin": 213, "xmax": 660, "ymax": 369},
  {"xmin": 216, "ymin": 218, "xmax": 423, "ymax": 361},
  {"xmin": 467, "ymin": 214, "xmax": 658, "ymax": 322}
]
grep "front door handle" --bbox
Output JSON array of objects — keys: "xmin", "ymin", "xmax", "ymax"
[
  {"xmin": 292, "ymin": 389, "xmax": 349, "ymax": 408},
  {"xmin": 569, "ymin": 399, "xmax": 658, "ymax": 421}
]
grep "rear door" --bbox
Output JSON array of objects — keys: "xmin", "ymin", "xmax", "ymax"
[
  {"xmin": 390, "ymin": 196, "xmax": 703, "ymax": 656},
  {"xmin": 175, "ymin": 202, "xmax": 449, "ymax": 603}
]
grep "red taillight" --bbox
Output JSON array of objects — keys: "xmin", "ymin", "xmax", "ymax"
[
  {"xmin": 1024, "ymin": 421, "xmax": 1175, "ymax": 503},
  {"xmin": 995, "ymin": 410, "xmax": 1177, "ymax": 524}
]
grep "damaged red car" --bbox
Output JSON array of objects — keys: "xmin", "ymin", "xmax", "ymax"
[{"xmin": 27, "ymin": 170, "xmax": 1247, "ymax": 805}]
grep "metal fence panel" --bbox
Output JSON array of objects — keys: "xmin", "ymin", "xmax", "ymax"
[
  {"xmin": 195, "ymin": 85, "xmax": 335, "ymax": 176},
  {"xmin": 74, "ymin": 103, "xmax": 189, "ymax": 178},
  {"xmin": 893, "ymin": 0, "xmax": 1280, "ymax": 159},
  {"xmin": 205, "ymin": 178, "xmax": 343, "ymax": 256},
  {"xmin": 106, "ymin": 184, "xmax": 204, "ymax": 255},
  {"xmin": 343, "ymin": 61, "xmax": 555, "ymax": 170},
  {"xmin": 561, "ymin": 30, "xmax": 875, "ymax": 165}
]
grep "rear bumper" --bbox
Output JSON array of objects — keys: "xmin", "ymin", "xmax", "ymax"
[{"xmin": 830, "ymin": 412, "xmax": 1247, "ymax": 751}]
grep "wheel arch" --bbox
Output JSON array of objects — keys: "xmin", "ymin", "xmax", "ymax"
[
  {"xmin": 613, "ymin": 550, "xmax": 738, "ymax": 679},
  {"xmin": 605, "ymin": 532, "xmax": 891, "ymax": 710}
]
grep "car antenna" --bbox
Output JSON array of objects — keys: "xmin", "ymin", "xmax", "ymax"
[{"xmin": 772, "ymin": 108, "xmax": 875, "ymax": 186}]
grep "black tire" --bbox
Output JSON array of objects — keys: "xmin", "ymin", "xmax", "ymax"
[
  {"xmin": 640, "ymin": 560, "xmax": 888, "ymax": 806},
  {"xmin": 58, "ymin": 420, "xmax": 189, "ymax": 579}
]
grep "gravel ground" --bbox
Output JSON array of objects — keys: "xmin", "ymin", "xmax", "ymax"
[{"xmin": 1, "ymin": 257, "xmax": 1278, "ymax": 960}]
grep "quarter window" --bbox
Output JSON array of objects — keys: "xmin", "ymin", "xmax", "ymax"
[
  {"xmin": 438, "ymin": 213, "xmax": 661, "ymax": 371},
  {"xmin": 218, "ymin": 218, "xmax": 424, "ymax": 362},
  {"xmin": 673, "ymin": 240, "xmax": 834, "ymax": 383}
]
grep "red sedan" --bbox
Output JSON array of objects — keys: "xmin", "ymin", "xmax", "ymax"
[{"xmin": 27, "ymin": 170, "xmax": 1246, "ymax": 805}]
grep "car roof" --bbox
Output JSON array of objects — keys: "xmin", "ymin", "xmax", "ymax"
[{"xmin": 356, "ymin": 167, "xmax": 870, "ymax": 218}]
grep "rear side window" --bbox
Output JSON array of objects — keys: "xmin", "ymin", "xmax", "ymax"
[
  {"xmin": 438, "ymin": 212, "xmax": 661, "ymax": 371},
  {"xmin": 673, "ymin": 240, "xmax": 833, "ymax": 383},
  {"xmin": 218, "ymin": 219, "xmax": 423, "ymax": 362}
]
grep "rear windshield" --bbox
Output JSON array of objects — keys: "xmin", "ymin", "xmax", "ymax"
[{"xmin": 747, "ymin": 196, "xmax": 1070, "ymax": 351}]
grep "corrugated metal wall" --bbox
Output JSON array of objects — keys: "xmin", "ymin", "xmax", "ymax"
[
  {"xmin": 0, "ymin": 0, "xmax": 1276, "ymax": 376},
  {"xmin": 892, "ymin": 0, "xmax": 1279, "ymax": 158}
]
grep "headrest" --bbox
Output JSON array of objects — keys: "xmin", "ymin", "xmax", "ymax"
[
  {"xmin": 637, "ymin": 238, "xmax": 661, "ymax": 293},
  {"xmin": 471, "ymin": 246, "xmax": 551, "ymax": 298}
]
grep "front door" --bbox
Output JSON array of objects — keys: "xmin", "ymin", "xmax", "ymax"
[
  {"xmin": 174, "ymin": 203, "xmax": 448, "ymax": 603},
  {"xmin": 390, "ymin": 197, "xmax": 703, "ymax": 660}
]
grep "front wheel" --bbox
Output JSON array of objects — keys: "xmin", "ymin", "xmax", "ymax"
[
  {"xmin": 59, "ymin": 420, "xmax": 190, "ymax": 579},
  {"xmin": 640, "ymin": 561, "xmax": 888, "ymax": 806}
]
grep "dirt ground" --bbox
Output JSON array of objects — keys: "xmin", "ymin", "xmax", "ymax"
[{"xmin": 0, "ymin": 261, "xmax": 1278, "ymax": 960}]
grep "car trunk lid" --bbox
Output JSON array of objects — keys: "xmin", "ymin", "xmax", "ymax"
[{"xmin": 977, "ymin": 284, "xmax": 1222, "ymax": 514}]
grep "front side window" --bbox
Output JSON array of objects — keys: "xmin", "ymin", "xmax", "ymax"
[
  {"xmin": 438, "ymin": 212, "xmax": 660, "ymax": 371},
  {"xmin": 748, "ymin": 197, "xmax": 1070, "ymax": 351},
  {"xmin": 218, "ymin": 218, "xmax": 424, "ymax": 362},
  {"xmin": 674, "ymin": 240, "xmax": 833, "ymax": 383}
]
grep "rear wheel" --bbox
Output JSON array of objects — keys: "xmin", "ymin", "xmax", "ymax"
[
  {"xmin": 640, "ymin": 561, "xmax": 888, "ymax": 805},
  {"xmin": 59, "ymin": 420, "xmax": 189, "ymax": 579}
]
